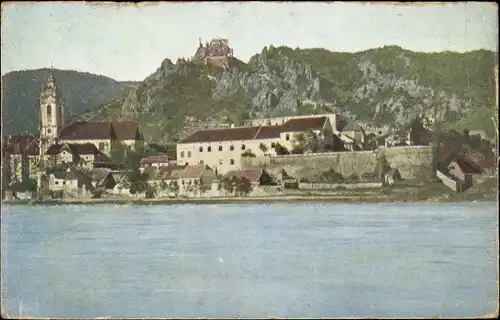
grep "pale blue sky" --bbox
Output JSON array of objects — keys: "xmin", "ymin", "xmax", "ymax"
[{"xmin": 1, "ymin": 2, "xmax": 498, "ymax": 81}]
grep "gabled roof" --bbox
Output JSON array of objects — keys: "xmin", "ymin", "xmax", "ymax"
[
  {"xmin": 58, "ymin": 121, "xmax": 143, "ymax": 141},
  {"xmin": 280, "ymin": 116, "xmax": 328, "ymax": 133},
  {"xmin": 223, "ymin": 168, "xmax": 265, "ymax": 183},
  {"xmin": 144, "ymin": 165, "xmax": 187, "ymax": 181},
  {"xmin": 453, "ymin": 157, "xmax": 483, "ymax": 174},
  {"xmin": 2, "ymin": 134, "xmax": 39, "ymax": 155},
  {"xmin": 180, "ymin": 165, "xmax": 212, "ymax": 179},
  {"xmin": 179, "ymin": 126, "xmax": 260, "ymax": 144},
  {"xmin": 90, "ymin": 168, "xmax": 112, "ymax": 183}
]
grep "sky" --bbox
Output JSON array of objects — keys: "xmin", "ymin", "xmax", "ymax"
[{"xmin": 1, "ymin": 1, "xmax": 498, "ymax": 81}]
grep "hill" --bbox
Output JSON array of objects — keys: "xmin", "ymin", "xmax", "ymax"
[
  {"xmin": 78, "ymin": 45, "xmax": 497, "ymax": 144},
  {"xmin": 1, "ymin": 69, "xmax": 138, "ymax": 135}
]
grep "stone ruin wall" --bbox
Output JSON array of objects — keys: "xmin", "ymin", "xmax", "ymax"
[{"xmin": 241, "ymin": 146, "xmax": 434, "ymax": 182}]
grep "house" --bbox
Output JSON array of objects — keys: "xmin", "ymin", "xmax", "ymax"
[
  {"xmin": 44, "ymin": 143, "xmax": 103, "ymax": 169},
  {"xmin": 92, "ymin": 153, "xmax": 121, "ymax": 170},
  {"xmin": 223, "ymin": 168, "xmax": 274, "ymax": 186},
  {"xmin": 178, "ymin": 164, "xmax": 217, "ymax": 197},
  {"xmin": 176, "ymin": 116, "xmax": 335, "ymax": 174},
  {"xmin": 447, "ymin": 156, "xmax": 483, "ymax": 187},
  {"xmin": 139, "ymin": 155, "xmax": 170, "ymax": 171},
  {"xmin": 335, "ymin": 116, "xmax": 364, "ymax": 146},
  {"xmin": 2, "ymin": 134, "xmax": 40, "ymax": 183}
]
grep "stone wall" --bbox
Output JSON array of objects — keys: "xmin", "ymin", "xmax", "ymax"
[
  {"xmin": 242, "ymin": 146, "xmax": 434, "ymax": 181},
  {"xmin": 382, "ymin": 146, "xmax": 434, "ymax": 180}
]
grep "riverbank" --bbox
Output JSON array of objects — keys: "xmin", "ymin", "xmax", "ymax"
[
  {"xmin": 2, "ymin": 179, "xmax": 497, "ymax": 206},
  {"xmin": 1, "ymin": 190, "xmax": 496, "ymax": 206}
]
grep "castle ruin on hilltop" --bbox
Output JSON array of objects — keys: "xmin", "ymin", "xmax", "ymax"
[{"xmin": 192, "ymin": 37, "xmax": 233, "ymax": 70}]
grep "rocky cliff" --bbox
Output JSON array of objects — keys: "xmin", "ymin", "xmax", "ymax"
[{"xmin": 76, "ymin": 45, "xmax": 497, "ymax": 143}]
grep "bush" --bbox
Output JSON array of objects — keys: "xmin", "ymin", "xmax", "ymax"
[{"xmin": 274, "ymin": 143, "xmax": 290, "ymax": 155}]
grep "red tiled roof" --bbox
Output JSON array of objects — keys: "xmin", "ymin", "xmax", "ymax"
[
  {"xmin": 280, "ymin": 116, "xmax": 328, "ymax": 133},
  {"xmin": 2, "ymin": 134, "xmax": 39, "ymax": 155},
  {"xmin": 59, "ymin": 122, "xmax": 112, "ymax": 140},
  {"xmin": 140, "ymin": 155, "xmax": 170, "ymax": 164},
  {"xmin": 455, "ymin": 157, "xmax": 483, "ymax": 174},
  {"xmin": 58, "ymin": 121, "xmax": 142, "ymax": 141},
  {"xmin": 179, "ymin": 126, "xmax": 260, "ymax": 143},
  {"xmin": 223, "ymin": 168, "xmax": 264, "ymax": 182},
  {"xmin": 112, "ymin": 121, "xmax": 143, "ymax": 140},
  {"xmin": 179, "ymin": 117, "xmax": 331, "ymax": 144}
]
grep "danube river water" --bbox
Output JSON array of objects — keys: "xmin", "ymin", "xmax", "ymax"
[{"xmin": 1, "ymin": 202, "xmax": 498, "ymax": 318}]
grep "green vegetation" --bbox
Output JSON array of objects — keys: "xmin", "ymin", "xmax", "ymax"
[
  {"xmin": 219, "ymin": 176, "xmax": 253, "ymax": 196},
  {"xmin": 6, "ymin": 46, "xmax": 494, "ymax": 143}
]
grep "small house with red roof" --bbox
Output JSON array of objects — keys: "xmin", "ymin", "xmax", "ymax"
[{"xmin": 139, "ymin": 155, "xmax": 170, "ymax": 171}]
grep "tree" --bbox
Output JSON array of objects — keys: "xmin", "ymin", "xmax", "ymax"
[
  {"xmin": 241, "ymin": 149, "xmax": 256, "ymax": 157},
  {"xmin": 259, "ymin": 143, "xmax": 268, "ymax": 154},
  {"xmin": 221, "ymin": 176, "xmax": 235, "ymax": 195},
  {"xmin": 274, "ymin": 143, "xmax": 290, "ymax": 155},
  {"xmin": 235, "ymin": 177, "xmax": 252, "ymax": 196}
]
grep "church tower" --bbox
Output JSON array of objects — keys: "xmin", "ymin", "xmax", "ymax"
[{"xmin": 39, "ymin": 68, "xmax": 64, "ymax": 156}]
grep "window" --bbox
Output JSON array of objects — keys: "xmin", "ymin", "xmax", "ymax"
[
  {"xmin": 208, "ymin": 146, "xmax": 212, "ymax": 152},
  {"xmin": 230, "ymin": 159, "xmax": 235, "ymax": 165},
  {"xmin": 241, "ymin": 144, "xmax": 246, "ymax": 150},
  {"xmin": 47, "ymin": 105, "xmax": 52, "ymax": 118},
  {"xmin": 180, "ymin": 151, "xmax": 185, "ymax": 158},
  {"xmin": 199, "ymin": 160, "xmax": 204, "ymax": 164},
  {"xmin": 187, "ymin": 151, "xmax": 191, "ymax": 158},
  {"xmin": 286, "ymin": 134, "xmax": 290, "ymax": 141},
  {"xmin": 271, "ymin": 142, "xmax": 276, "ymax": 148},
  {"xmin": 219, "ymin": 159, "xmax": 223, "ymax": 165},
  {"xmin": 185, "ymin": 162, "xmax": 189, "ymax": 165},
  {"xmin": 99, "ymin": 142, "xmax": 105, "ymax": 150},
  {"xmin": 230, "ymin": 145, "xmax": 234, "ymax": 151},
  {"xmin": 63, "ymin": 181, "xmax": 66, "ymax": 185},
  {"xmin": 219, "ymin": 145, "xmax": 223, "ymax": 151},
  {"xmin": 55, "ymin": 181, "xmax": 59, "ymax": 185},
  {"xmin": 47, "ymin": 129, "xmax": 51, "ymax": 134},
  {"xmin": 199, "ymin": 146, "xmax": 203, "ymax": 152}
]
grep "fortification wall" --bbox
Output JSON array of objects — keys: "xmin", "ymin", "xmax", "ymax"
[{"xmin": 241, "ymin": 146, "xmax": 434, "ymax": 181}]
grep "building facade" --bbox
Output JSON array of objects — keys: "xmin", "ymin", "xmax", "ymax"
[{"xmin": 176, "ymin": 116, "xmax": 334, "ymax": 174}]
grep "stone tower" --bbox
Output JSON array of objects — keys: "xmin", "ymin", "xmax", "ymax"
[{"xmin": 39, "ymin": 68, "xmax": 64, "ymax": 156}]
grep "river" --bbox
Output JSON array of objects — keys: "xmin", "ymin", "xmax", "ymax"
[{"xmin": 1, "ymin": 202, "xmax": 498, "ymax": 318}]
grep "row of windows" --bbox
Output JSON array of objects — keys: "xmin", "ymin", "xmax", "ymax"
[
  {"xmin": 184, "ymin": 159, "xmax": 236, "ymax": 166},
  {"xmin": 198, "ymin": 144, "xmax": 243, "ymax": 153},
  {"xmin": 179, "ymin": 142, "xmax": 280, "ymax": 158}
]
